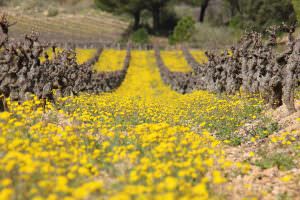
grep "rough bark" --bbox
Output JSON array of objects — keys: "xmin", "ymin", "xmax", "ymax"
[{"xmin": 199, "ymin": 0, "xmax": 210, "ymax": 22}]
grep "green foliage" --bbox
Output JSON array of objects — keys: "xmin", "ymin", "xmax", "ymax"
[
  {"xmin": 249, "ymin": 120, "xmax": 279, "ymax": 140},
  {"xmin": 94, "ymin": 0, "xmax": 117, "ymax": 12},
  {"xmin": 158, "ymin": 8, "xmax": 179, "ymax": 35},
  {"xmin": 47, "ymin": 8, "xmax": 59, "ymax": 17},
  {"xmin": 277, "ymin": 193, "xmax": 292, "ymax": 200},
  {"xmin": 229, "ymin": 0, "xmax": 297, "ymax": 31},
  {"xmin": 292, "ymin": 0, "xmax": 300, "ymax": 22},
  {"xmin": 255, "ymin": 152, "xmax": 295, "ymax": 171},
  {"xmin": 170, "ymin": 16, "xmax": 195, "ymax": 44},
  {"xmin": 131, "ymin": 28, "xmax": 150, "ymax": 44},
  {"xmin": 95, "ymin": 0, "xmax": 144, "ymax": 13},
  {"xmin": 180, "ymin": 0, "xmax": 202, "ymax": 5},
  {"xmin": 95, "ymin": 0, "xmax": 173, "ymax": 32},
  {"xmin": 95, "ymin": 0, "xmax": 145, "ymax": 30}
]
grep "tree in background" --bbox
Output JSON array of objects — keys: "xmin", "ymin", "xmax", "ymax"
[
  {"xmin": 292, "ymin": 0, "xmax": 300, "ymax": 22},
  {"xmin": 225, "ymin": 0, "xmax": 240, "ymax": 17},
  {"xmin": 95, "ymin": 0, "xmax": 173, "ymax": 32},
  {"xmin": 229, "ymin": 0, "xmax": 297, "ymax": 31},
  {"xmin": 95, "ymin": 0, "xmax": 297, "ymax": 37},
  {"xmin": 181, "ymin": 0, "xmax": 211, "ymax": 22},
  {"xmin": 131, "ymin": 28, "xmax": 150, "ymax": 44},
  {"xmin": 95, "ymin": 0, "xmax": 145, "ymax": 30},
  {"xmin": 169, "ymin": 16, "xmax": 195, "ymax": 44},
  {"xmin": 182, "ymin": 0, "xmax": 297, "ymax": 31},
  {"xmin": 144, "ymin": 0, "xmax": 173, "ymax": 32}
]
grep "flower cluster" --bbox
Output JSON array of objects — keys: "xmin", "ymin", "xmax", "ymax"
[
  {"xmin": 94, "ymin": 49, "xmax": 127, "ymax": 71},
  {"xmin": 160, "ymin": 51, "xmax": 192, "ymax": 72},
  {"xmin": 270, "ymin": 130, "xmax": 300, "ymax": 145},
  {"xmin": 75, "ymin": 49, "xmax": 97, "ymax": 64}
]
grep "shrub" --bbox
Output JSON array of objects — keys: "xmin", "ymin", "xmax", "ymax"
[
  {"xmin": 47, "ymin": 8, "xmax": 59, "ymax": 17},
  {"xmin": 131, "ymin": 28, "xmax": 150, "ymax": 44},
  {"xmin": 292, "ymin": 0, "xmax": 300, "ymax": 22},
  {"xmin": 170, "ymin": 16, "xmax": 195, "ymax": 45}
]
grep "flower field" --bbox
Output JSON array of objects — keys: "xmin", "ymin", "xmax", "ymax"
[
  {"xmin": 190, "ymin": 50, "xmax": 208, "ymax": 64},
  {"xmin": 160, "ymin": 51, "xmax": 192, "ymax": 72},
  {"xmin": 0, "ymin": 49, "xmax": 299, "ymax": 200},
  {"xmin": 94, "ymin": 49, "xmax": 127, "ymax": 71},
  {"xmin": 40, "ymin": 48, "xmax": 97, "ymax": 64}
]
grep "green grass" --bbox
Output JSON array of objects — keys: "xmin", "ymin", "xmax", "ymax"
[
  {"xmin": 250, "ymin": 119, "xmax": 279, "ymax": 140},
  {"xmin": 255, "ymin": 152, "xmax": 296, "ymax": 171},
  {"xmin": 292, "ymin": 0, "xmax": 300, "ymax": 22},
  {"xmin": 277, "ymin": 193, "xmax": 292, "ymax": 200}
]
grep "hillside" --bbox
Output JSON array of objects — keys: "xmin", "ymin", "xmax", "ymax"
[{"xmin": 0, "ymin": 2, "xmax": 130, "ymax": 44}]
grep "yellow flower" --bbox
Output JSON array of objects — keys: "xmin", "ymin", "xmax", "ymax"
[
  {"xmin": 55, "ymin": 176, "xmax": 69, "ymax": 193},
  {"xmin": 200, "ymin": 122, "xmax": 206, "ymax": 127},
  {"xmin": 270, "ymin": 137, "xmax": 277, "ymax": 143},
  {"xmin": 0, "ymin": 188, "xmax": 14, "ymax": 200},
  {"xmin": 32, "ymin": 196, "xmax": 44, "ymax": 200},
  {"xmin": 164, "ymin": 177, "xmax": 178, "ymax": 191},
  {"xmin": 161, "ymin": 193, "xmax": 176, "ymax": 200},
  {"xmin": 1, "ymin": 178, "xmax": 12, "ymax": 187},
  {"xmin": 213, "ymin": 170, "xmax": 227, "ymax": 184},
  {"xmin": 0, "ymin": 137, "xmax": 6, "ymax": 145},
  {"xmin": 46, "ymin": 194, "xmax": 58, "ymax": 200},
  {"xmin": 248, "ymin": 151, "xmax": 255, "ymax": 157},
  {"xmin": 72, "ymin": 181, "xmax": 102, "ymax": 199},
  {"xmin": 0, "ymin": 112, "xmax": 11, "ymax": 120},
  {"xmin": 110, "ymin": 193, "xmax": 131, "ymax": 200},
  {"xmin": 280, "ymin": 175, "xmax": 292, "ymax": 182},
  {"xmin": 14, "ymin": 121, "xmax": 24, "ymax": 127},
  {"xmin": 192, "ymin": 183, "xmax": 208, "ymax": 199},
  {"xmin": 129, "ymin": 171, "xmax": 139, "ymax": 182}
]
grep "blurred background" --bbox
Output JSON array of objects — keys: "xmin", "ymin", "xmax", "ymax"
[{"xmin": 0, "ymin": 0, "xmax": 299, "ymax": 48}]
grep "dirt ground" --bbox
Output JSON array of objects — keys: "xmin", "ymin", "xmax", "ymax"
[{"xmin": 224, "ymin": 101, "xmax": 300, "ymax": 199}]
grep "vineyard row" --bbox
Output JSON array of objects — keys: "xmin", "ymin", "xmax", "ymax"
[{"xmin": 0, "ymin": 14, "xmax": 299, "ymax": 114}]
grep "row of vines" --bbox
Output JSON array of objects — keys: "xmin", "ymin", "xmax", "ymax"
[
  {"xmin": 0, "ymin": 14, "xmax": 130, "ymax": 111},
  {"xmin": 1, "ymin": 14, "xmax": 299, "ymax": 115},
  {"xmin": 156, "ymin": 24, "xmax": 300, "ymax": 114}
]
